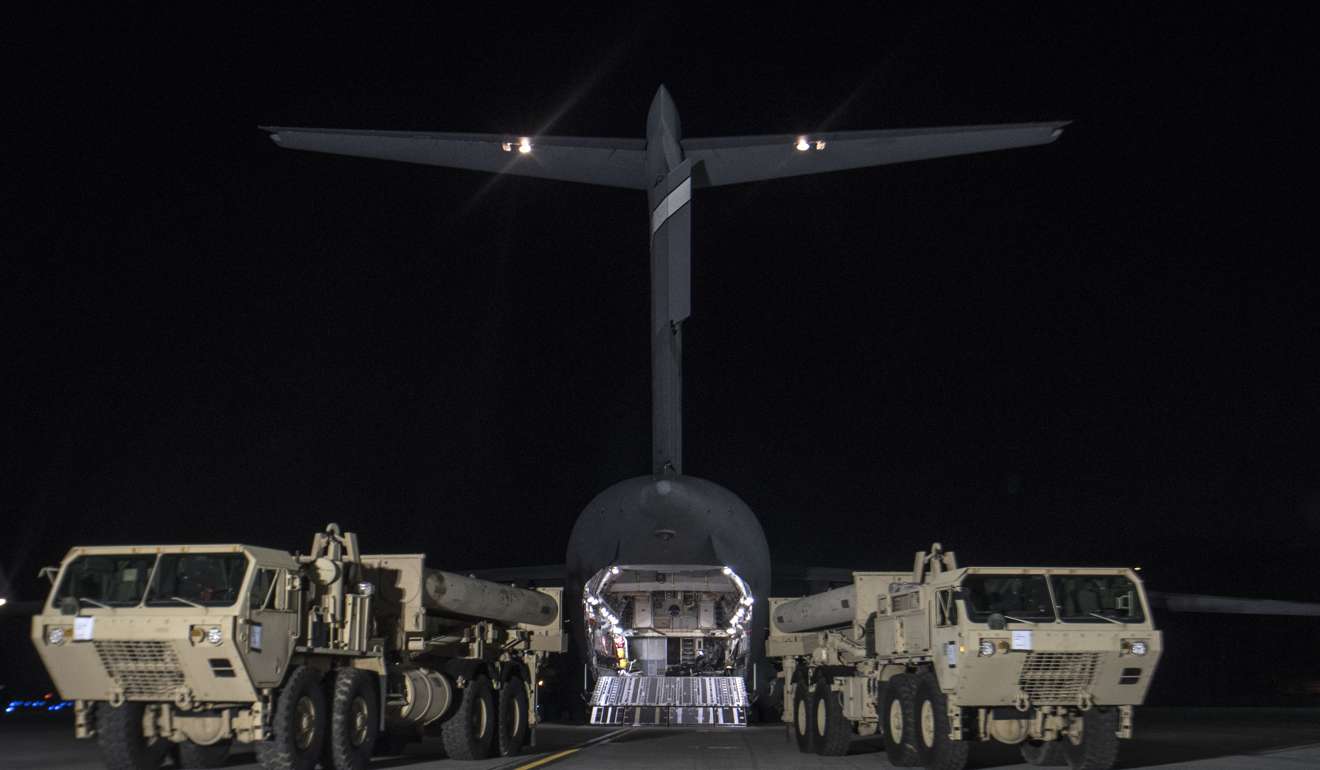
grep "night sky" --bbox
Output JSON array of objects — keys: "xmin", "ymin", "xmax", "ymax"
[{"xmin": 3, "ymin": 3, "xmax": 1317, "ymax": 684}]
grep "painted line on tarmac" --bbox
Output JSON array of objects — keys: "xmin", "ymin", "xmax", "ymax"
[{"xmin": 501, "ymin": 726, "xmax": 634, "ymax": 770}]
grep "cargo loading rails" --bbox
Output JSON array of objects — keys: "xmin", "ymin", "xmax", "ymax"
[{"xmin": 589, "ymin": 675, "xmax": 748, "ymax": 726}]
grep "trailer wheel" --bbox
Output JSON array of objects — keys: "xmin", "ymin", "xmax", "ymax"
[
  {"xmin": 811, "ymin": 674, "xmax": 851, "ymax": 756},
  {"xmin": 95, "ymin": 701, "xmax": 169, "ymax": 770},
  {"xmin": 792, "ymin": 671, "xmax": 813, "ymax": 753},
  {"xmin": 1021, "ymin": 739, "xmax": 1067, "ymax": 766},
  {"xmin": 176, "ymin": 739, "xmax": 231, "ymax": 768},
  {"xmin": 441, "ymin": 674, "xmax": 496, "ymax": 760},
  {"xmin": 256, "ymin": 665, "xmax": 327, "ymax": 770},
  {"xmin": 1063, "ymin": 707, "xmax": 1119, "ymax": 770},
  {"xmin": 498, "ymin": 676, "xmax": 530, "ymax": 756},
  {"xmin": 914, "ymin": 672, "xmax": 969, "ymax": 770},
  {"xmin": 880, "ymin": 674, "xmax": 921, "ymax": 767},
  {"xmin": 327, "ymin": 668, "xmax": 379, "ymax": 770}
]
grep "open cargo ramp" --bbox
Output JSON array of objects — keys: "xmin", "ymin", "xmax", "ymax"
[{"xmin": 589, "ymin": 675, "xmax": 748, "ymax": 725}]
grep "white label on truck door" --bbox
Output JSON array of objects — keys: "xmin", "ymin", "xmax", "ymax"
[
  {"xmin": 250, "ymin": 623, "xmax": 263, "ymax": 651},
  {"xmin": 73, "ymin": 616, "xmax": 95, "ymax": 641},
  {"xmin": 945, "ymin": 641, "xmax": 958, "ymax": 667},
  {"xmin": 1010, "ymin": 630, "xmax": 1033, "ymax": 650}
]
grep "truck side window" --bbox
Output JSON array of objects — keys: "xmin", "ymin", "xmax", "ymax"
[
  {"xmin": 936, "ymin": 589, "xmax": 958, "ymax": 626},
  {"xmin": 250, "ymin": 568, "xmax": 278, "ymax": 610}
]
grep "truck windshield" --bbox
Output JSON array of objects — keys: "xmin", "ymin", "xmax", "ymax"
[
  {"xmin": 52, "ymin": 554, "xmax": 158, "ymax": 608},
  {"xmin": 1051, "ymin": 574, "xmax": 1145, "ymax": 623},
  {"xmin": 144, "ymin": 554, "xmax": 249, "ymax": 607},
  {"xmin": 961, "ymin": 574, "xmax": 1056, "ymax": 622}
]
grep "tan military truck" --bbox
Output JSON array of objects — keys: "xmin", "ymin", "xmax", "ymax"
[
  {"xmin": 30, "ymin": 524, "xmax": 566, "ymax": 770},
  {"xmin": 767, "ymin": 544, "xmax": 1161, "ymax": 770}
]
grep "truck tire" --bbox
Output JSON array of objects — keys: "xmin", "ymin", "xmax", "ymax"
[
  {"xmin": 811, "ymin": 674, "xmax": 851, "ymax": 756},
  {"xmin": 914, "ymin": 672, "xmax": 969, "ymax": 770},
  {"xmin": 792, "ymin": 671, "xmax": 814, "ymax": 753},
  {"xmin": 880, "ymin": 674, "xmax": 921, "ymax": 767},
  {"xmin": 1063, "ymin": 708, "xmax": 1120, "ymax": 770},
  {"xmin": 498, "ymin": 676, "xmax": 530, "ymax": 756},
  {"xmin": 1021, "ymin": 739, "xmax": 1068, "ymax": 766},
  {"xmin": 255, "ymin": 666, "xmax": 327, "ymax": 770},
  {"xmin": 176, "ymin": 739, "xmax": 231, "ymax": 768},
  {"xmin": 95, "ymin": 701, "xmax": 170, "ymax": 770},
  {"xmin": 328, "ymin": 668, "xmax": 379, "ymax": 770},
  {"xmin": 441, "ymin": 674, "xmax": 496, "ymax": 760}
]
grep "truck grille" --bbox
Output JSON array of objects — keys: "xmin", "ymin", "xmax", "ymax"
[
  {"xmin": 94, "ymin": 641, "xmax": 185, "ymax": 697},
  {"xmin": 1018, "ymin": 652, "xmax": 1100, "ymax": 704}
]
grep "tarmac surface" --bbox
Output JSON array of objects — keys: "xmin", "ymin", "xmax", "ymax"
[{"xmin": 1, "ymin": 708, "xmax": 1318, "ymax": 769}]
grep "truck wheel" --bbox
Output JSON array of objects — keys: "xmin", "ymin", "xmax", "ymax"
[
  {"xmin": 256, "ymin": 666, "xmax": 327, "ymax": 770},
  {"xmin": 792, "ymin": 671, "xmax": 813, "ymax": 753},
  {"xmin": 811, "ymin": 674, "xmax": 851, "ymax": 756},
  {"xmin": 441, "ymin": 674, "xmax": 496, "ymax": 760},
  {"xmin": 1021, "ymin": 739, "xmax": 1068, "ymax": 766},
  {"xmin": 176, "ymin": 740, "xmax": 231, "ymax": 768},
  {"xmin": 914, "ymin": 672, "xmax": 969, "ymax": 770},
  {"xmin": 1063, "ymin": 708, "xmax": 1120, "ymax": 770},
  {"xmin": 95, "ymin": 701, "xmax": 169, "ymax": 770},
  {"xmin": 498, "ymin": 676, "xmax": 530, "ymax": 756},
  {"xmin": 880, "ymin": 674, "xmax": 921, "ymax": 767},
  {"xmin": 328, "ymin": 668, "xmax": 379, "ymax": 770}
]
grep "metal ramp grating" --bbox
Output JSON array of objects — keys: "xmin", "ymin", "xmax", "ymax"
[{"xmin": 589, "ymin": 675, "xmax": 748, "ymax": 726}]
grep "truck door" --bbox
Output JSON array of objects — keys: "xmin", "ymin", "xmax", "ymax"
[
  {"xmin": 931, "ymin": 588, "xmax": 961, "ymax": 690},
  {"xmin": 244, "ymin": 566, "xmax": 298, "ymax": 688}
]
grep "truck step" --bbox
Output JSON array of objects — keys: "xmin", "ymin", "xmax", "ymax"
[{"xmin": 588, "ymin": 676, "xmax": 747, "ymax": 726}]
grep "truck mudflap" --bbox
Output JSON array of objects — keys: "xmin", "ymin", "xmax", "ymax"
[{"xmin": 588, "ymin": 675, "xmax": 748, "ymax": 726}]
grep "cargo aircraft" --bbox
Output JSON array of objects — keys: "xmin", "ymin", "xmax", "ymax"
[
  {"xmin": 262, "ymin": 86, "xmax": 1072, "ymax": 723},
  {"xmin": 265, "ymin": 87, "xmax": 1320, "ymax": 725}
]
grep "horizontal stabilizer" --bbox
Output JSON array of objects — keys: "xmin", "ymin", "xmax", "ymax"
[
  {"xmin": 262, "ymin": 127, "xmax": 649, "ymax": 189},
  {"xmin": 682, "ymin": 121, "xmax": 1069, "ymax": 188}
]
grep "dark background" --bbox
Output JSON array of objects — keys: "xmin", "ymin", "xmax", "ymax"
[{"xmin": 2, "ymin": 4, "xmax": 1316, "ymax": 704}]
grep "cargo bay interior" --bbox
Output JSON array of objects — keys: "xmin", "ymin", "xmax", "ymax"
[{"xmin": 583, "ymin": 564, "xmax": 753, "ymax": 725}]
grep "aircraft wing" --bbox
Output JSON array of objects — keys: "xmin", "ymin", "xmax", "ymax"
[
  {"xmin": 682, "ymin": 121, "xmax": 1070, "ymax": 188},
  {"xmin": 460, "ymin": 564, "xmax": 567, "ymax": 587},
  {"xmin": 261, "ymin": 127, "xmax": 649, "ymax": 189},
  {"xmin": 1147, "ymin": 592, "xmax": 1320, "ymax": 617}
]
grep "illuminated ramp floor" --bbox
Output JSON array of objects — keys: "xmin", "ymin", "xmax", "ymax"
[{"xmin": 589, "ymin": 675, "xmax": 748, "ymax": 726}]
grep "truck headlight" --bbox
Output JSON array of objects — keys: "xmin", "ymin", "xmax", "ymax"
[
  {"xmin": 1124, "ymin": 639, "xmax": 1148, "ymax": 656},
  {"xmin": 47, "ymin": 626, "xmax": 66, "ymax": 646},
  {"xmin": 978, "ymin": 639, "xmax": 996, "ymax": 657},
  {"xmin": 205, "ymin": 627, "xmax": 223, "ymax": 646}
]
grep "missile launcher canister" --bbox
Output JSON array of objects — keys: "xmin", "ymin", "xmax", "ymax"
[{"xmin": 31, "ymin": 524, "xmax": 567, "ymax": 770}]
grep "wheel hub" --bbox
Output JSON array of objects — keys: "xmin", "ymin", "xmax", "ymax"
[
  {"xmin": 350, "ymin": 696, "xmax": 369, "ymax": 747},
  {"xmin": 921, "ymin": 700, "xmax": 936, "ymax": 748},
  {"xmin": 889, "ymin": 699, "xmax": 903, "ymax": 738},
  {"xmin": 295, "ymin": 696, "xmax": 317, "ymax": 750}
]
